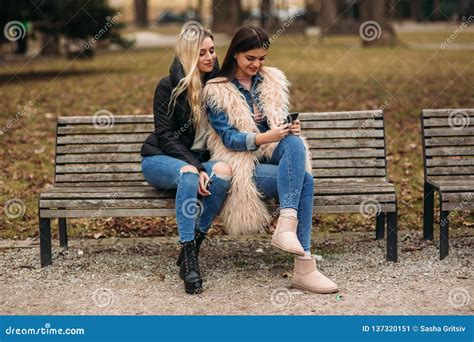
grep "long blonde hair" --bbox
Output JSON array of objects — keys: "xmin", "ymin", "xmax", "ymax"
[{"xmin": 169, "ymin": 21, "xmax": 213, "ymax": 124}]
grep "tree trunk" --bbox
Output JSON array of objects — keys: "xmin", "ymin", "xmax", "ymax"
[
  {"xmin": 39, "ymin": 32, "xmax": 60, "ymax": 56},
  {"xmin": 359, "ymin": 0, "xmax": 397, "ymax": 47},
  {"xmin": 212, "ymin": 0, "xmax": 242, "ymax": 34},
  {"xmin": 319, "ymin": 0, "xmax": 337, "ymax": 39},
  {"xmin": 134, "ymin": 0, "xmax": 148, "ymax": 28}
]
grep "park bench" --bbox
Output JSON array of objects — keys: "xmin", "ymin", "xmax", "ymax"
[
  {"xmin": 38, "ymin": 109, "xmax": 398, "ymax": 267},
  {"xmin": 421, "ymin": 108, "xmax": 474, "ymax": 260}
]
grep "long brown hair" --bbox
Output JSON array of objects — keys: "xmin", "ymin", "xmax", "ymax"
[{"xmin": 217, "ymin": 25, "xmax": 270, "ymax": 81}]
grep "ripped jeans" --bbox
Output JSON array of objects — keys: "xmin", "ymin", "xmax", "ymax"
[{"xmin": 141, "ymin": 155, "xmax": 231, "ymax": 242}]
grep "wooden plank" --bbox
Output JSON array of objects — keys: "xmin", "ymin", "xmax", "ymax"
[
  {"xmin": 42, "ymin": 186, "xmax": 152, "ymax": 193},
  {"xmin": 429, "ymin": 175, "xmax": 474, "ymax": 182},
  {"xmin": 57, "ymin": 153, "xmax": 141, "ymax": 163},
  {"xmin": 427, "ymin": 167, "xmax": 474, "ymax": 176},
  {"xmin": 438, "ymin": 184, "xmax": 474, "ymax": 192},
  {"xmin": 314, "ymin": 204, "xmax": 396, "ymax": 214},
  {"xmin": 40, "ymin": 198, "xmax": 175, "ymax": 209},
  {"xmin": 306, "ymin": 138, "xmax": 384, "ymax": 149},
  {"xmin": 315, "ymin": 187, "xmax": 394, "ymax": 195},
  {"xmin": 426, "ymin": 158, "xmax": 474, "ymax": 167},
  {"xmin": 56, "ymin": 163, "xmax": 141, "ymax": 173},
  {"xmin": 55, "ymin": 173, "xmax": 145, "ymax": 182},
  {"xmin": 313, "ymin": 169, "xmax": 386, "ymax": 177},
  {"xmin": 56, "ymin": 144, "xmax": 143, "ymax": 154},
  {"xmin": 422, "ymin": 109, "xmax": 474, "ymax": 118},
  {"xmin": 301, "ymin": 120, "xmax": 383, "ymax": 129},
  {"xmin": 58, "ymin": 123, "xmax": 154, "ymax": 134},
  {"xmin": 441, "ymin": 202, "xmax": 474, "ymax": 211},
  {"xmin": 58, "ymin": 115, "xmax": 153, "ymax": 124},
  {"xmin": 425, "ymin": 137, "xmax": 474, "ymax": 147},
  {"xmin": 54, "ymin": 181, "xmax": 149, "ymax": 187},
  {"xmin": 315, "ymin": 177, "xmax": 389, "ymax": 184},
  {"xmin": 57, "ymin": 133, "xmax": 150, "ymax": 145},
  {"xmin": 312, "ymin": 159, "xmax": 385, "ymax": 168},
  {"xmin": 41, "ymin": 191, "xmax": 174, "ymax": 199},
  {"xmin": 423, "ymin": 118, "xmax": 474, "ymax": 127},
  {"xmin": 442, "ymin": 193, "xmax": 474, "ymax": 202},
  {"xmin": 40, "ymin": 208, "xmax": 175, "ymax": 218},
  {"xmin": 299, "ymin": 111, "xmax": 382, "ymax": 121},
  {"xmin": 314, "ymin": 194, "xmax": 395, "ymax": 205},
  {"xmin": 304, "ymin": 130, "xmax": 383, "ymax": 139},
  {"xmin": 310, "ymin": 149, "xmax": 385, "ymax": 159},
  {"xmin": 426, "ymin": 147, "xmax": 474, "ymax": 157},
  {"xmin": 424, "ymin": 128, "xmax": 474, "ymax": 137}
]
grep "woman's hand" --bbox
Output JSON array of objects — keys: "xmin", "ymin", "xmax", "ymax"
[
  {"xmin": 290, "ymin": 119, "xmax": 301, "ymax": 136},
  {"xmin": 256, "ymin": 122, "xmax": 290, "ymax": 145},
  {"xmin": 198, "ymin": 171, "xmax": 212, "ymax": 196}
]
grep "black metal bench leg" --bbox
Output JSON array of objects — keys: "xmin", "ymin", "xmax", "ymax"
[
  {"xmin": 39, "ymin": 217, "xmax": 52, "ymax": 267},
  {"xmin": 386, "ymin": 211, "xmax": 398, "ymax": 262},
  {"xmin": 375, "ymin": 212, "xmax": 385, "ymax": 240},
  {"xmin": 59, "ymin": 218, "xmax": 68, "ymax": 249},
  {"xmin": 423, "ymin": 182, "xmax": 435, "ymax": 240},
  {"xmin": 440, "ymin": 210, "xmax": 449, "ymax": 260}
]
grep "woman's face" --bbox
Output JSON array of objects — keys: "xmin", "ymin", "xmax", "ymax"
[
  {"xmin": 198, "ymin": 37, "xmax": 216, "ymax": 74},
  {"xmin": 235, "ymin": 47, "xmax": 267, "ymax": 77}
]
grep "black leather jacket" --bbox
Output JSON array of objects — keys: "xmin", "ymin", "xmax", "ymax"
[{"xmin": 141, "ymin": 57, "xmax": 219, "ymax": 172}]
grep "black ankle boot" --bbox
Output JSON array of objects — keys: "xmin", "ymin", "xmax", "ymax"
[
  {"xmin": 176, "ymin": 231, "xmax": 207, "ymax": 266},
  {"xmin": 178, "ymin": 240, "xmax": 203, "ymax": 294}
]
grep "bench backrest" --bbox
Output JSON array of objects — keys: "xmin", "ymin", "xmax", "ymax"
[
  {"xmin": 54, "ymin": 110, "xmax": 389, "ymax": 186},
  {"xmin": 420, "ymin": 109, "xmax": 474, "ymax": 181}
]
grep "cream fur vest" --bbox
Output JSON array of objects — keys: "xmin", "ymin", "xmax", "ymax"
[{"xmin": 203, "ymin": 67, "xmax": 312, "ymax": 235}]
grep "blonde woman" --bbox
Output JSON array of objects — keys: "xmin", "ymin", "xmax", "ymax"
[{"xmin": 141, "ymin": 22, "xmax": 232, "ymax": 295}]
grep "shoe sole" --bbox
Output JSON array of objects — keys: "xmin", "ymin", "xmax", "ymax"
[
  {"xmin": 185, "ymin": 281, "xmax": 203, "ymax": 295},
  {"xmin": 290, "ymin": 282, "xmax": 339, "ymax": 294},
  {"xmin": 271, "ymin": 240, "xmax": 305, "ymax": 256}
]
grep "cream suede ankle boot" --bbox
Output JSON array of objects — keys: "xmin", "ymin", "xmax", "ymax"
[
  {"xmin": 291, "ymin": 255, "xmax": 339, "ymax": 294},
  {"xmin": 271, "ymin": 216, "xmax": 305, "ymax": 256}
]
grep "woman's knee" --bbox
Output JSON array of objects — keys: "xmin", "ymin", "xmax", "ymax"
[
  {"xmin": 178, "ymin": 165, "xmax": 199, "ymax": 185},
  {"xmin": 282, "ymin": 135, "xmax": 305, "ymax": 153},
  {"xmin": 304, "ymin": 171, "xmax": 314, "ymax": 187},
  {"xmin": 212, "ymin": 162, "xmax": 233, "ymax": 181}
]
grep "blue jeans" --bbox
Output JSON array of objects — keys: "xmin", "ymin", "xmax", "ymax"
[
  {"xmin": 253, "ymin": 135, "xmax": 314, "ymax": 251},
  {"xmin": 141, "ymin": 155, "xmax": 231, "ymax": 242}
]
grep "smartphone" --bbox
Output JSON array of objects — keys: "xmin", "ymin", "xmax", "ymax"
[{"xmin": 285, "ymin": 112, "xmax": 299, "ymax": 124}]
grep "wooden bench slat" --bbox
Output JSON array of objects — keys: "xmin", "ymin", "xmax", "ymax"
[
  {"xmin": 426, "ymin": 158, "xmax": 474, "ymax": 167},
  {"xmin": 426, "ymin": 147, "xmax": 474, "ymax": 157},
  {"xmin": 54, "ymin": 181, "xmax": 149, "ymax": 187},
  {"xmin": 442, "ymin": 193, "xmax": 474, "ymax": 202},
  {"xmin": 423, "ymin": 118, "xmax": 474, "ymax": 127},
  {"xmin": 40, "ymin": 208, "xmax": 175, "ymax": 218},
  {"xmin": 40, "ymin": 198, "xmax": 176, "ymax": 209},
  {"xmin": 302, "ymin": 120, "xmax": 383, "ymax": 129},
  {"xmin": 312, "ymin": 159, "xmax": 385, "ymax": 168},
  {"xmin": 56, "ymin": 163, "xmax": 141, "ymax": 173},
  {"xmin": 304, "ymin": 130, "xmax": 383, "ymax": 139},
  {"xmin": 425, "ymin": 137, "xmax": 474, "ymax": 147},
  {"xmin": 306, "ymin": 138, "xmax": 384, "ymax": 148},
  {"xmin": 57, "ymin": 153, "xmax": 142, "ymax": 163},
  {"xmin": 442, "ymin": 202, "xmax": 474, "ymax": 211},
  {"xmin": 315, "ymin": 203, "xmax": 396, "ymax": 213},
  {"xmin": 55, "ymin": 173, "xmax": 145, "ymax": 182},
  {"xmin": 57, "ymin": 133, "xmax": 150, "ymax": 145},
  {"xmin": 299, "ymin": 111, "xmax": 382, "ymax": 121},
  {"xmin": 314, "ymin": 193, "xmax": 395, "ymax": 205},
  {"xmin": 422, "ymin": 109, "xmax": 474, "ymax": 118},
  {"xmin": 424, "ymin": 128, "xmax": 474, "ymax": 137},
  {"xmin": 57, "ymin": 144, "xmax": 143, "ymax": 154},
  {"xmin": 311, "ymin": 149, "xmax": 385, "ymax": 159},
  {"xmin": 58, "ymin": 123, "xmax": 154, "ymax": 134},
  {"xmin": 58, "ymin": 115, "xmax": 154, "ymax": 124},
  {"xmin": 427, "ymin": 166, "xmax": 474, "ymax": 176},
  {"xmin": 313, "ymin": 169, "xmax": 386, "ymax": 177}
]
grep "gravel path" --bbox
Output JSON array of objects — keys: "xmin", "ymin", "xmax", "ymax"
[{"xmin": 0, "ymin": 231, "xmax": 472, "ymax": 315}]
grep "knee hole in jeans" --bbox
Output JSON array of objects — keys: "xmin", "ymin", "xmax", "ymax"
[{"xmin": 211, "ymin": 162, "xmax": 232, "ymax": 181}]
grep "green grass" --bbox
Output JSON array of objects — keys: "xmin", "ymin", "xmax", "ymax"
[{"xmin": 0, "ymin": 31, "xmax": 473, "ymax": 239}]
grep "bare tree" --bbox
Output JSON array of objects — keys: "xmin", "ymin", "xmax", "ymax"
[
  {"xmin": 134, "ymin": 0, "xmax": 148, "ymax": 28},
  {"xmin": 359, "ymin": 0, "xmax": 397, "ymax": 46},
  {"xmin": 319, "ymin": 0, "xmax": 337, "ymax": 39}
]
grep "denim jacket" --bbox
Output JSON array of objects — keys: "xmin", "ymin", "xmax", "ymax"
[{"xmin": 207, "ymin": 73, "xmax": 270, "ymax": 151}]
